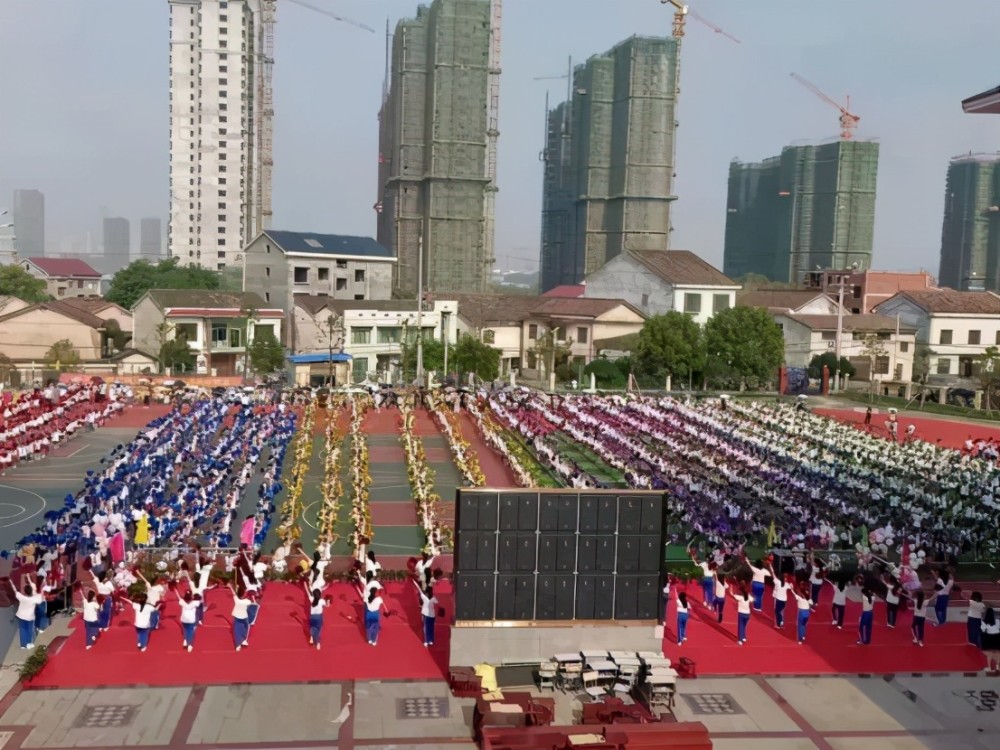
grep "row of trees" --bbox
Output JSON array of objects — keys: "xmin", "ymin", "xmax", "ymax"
[{"xmin": 399, "ymin": 333, "xmax": 502, "ymax": 383}]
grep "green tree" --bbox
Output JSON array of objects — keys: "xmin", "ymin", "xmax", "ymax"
[
  {"xmin": 913, "ymin": 344, "xmax": 936, "ymax": 383},
  {"xmin": 531, "ymin": 328, "xmax": 574, "ymax": 384},
  {"xmin": 160, "ymin": 337, "xmax": 195, "ymax": 373},
  {"xmin": 860, "ymin": 333, "xmax": 890, "ymax": 397},
  {"xmin": 635, "ymin": 311, "xmax": 704, "ymax": 385},
  {"xmin": 978, "ymin": 346, "xmax": 1000, "ymax": 410},
  {"xmin": 0, "ymin": 264, "xmax": 48, "ymax": 304},
  {"xmin": 401, "ymin": 334, "xmax": 445, "ymax": 381},
  {"xmin": 43, "ymin": 339, "xmax": 82, "ymax": 371},
  {"xmin": 584, "ymin": 358, "xmax": 627, "ymax": 389},
  {"xmin": 703, "ymin": 306, "xmax": 784, "ymax": 389},
  {"xmin": 248, "ymin": 329, "xmax": 286, "ymax": 375},
  {"xmin": 451, "ymin": 333, "xmax": 501, "ymax": 382},
  {"xmin": 105, "ymin": 257, "xmax": 222, "ymax": 310},
  {"xmin": 807, "ymin": 352, "xmax": 856, "ymax": 380}
]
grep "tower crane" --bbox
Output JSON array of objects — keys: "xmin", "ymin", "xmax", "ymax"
[
  {"xmin": 285, "ymin": 0, "xmax": 376, "ymax": 33},
  {"xmin": 790, "ymin": 73, "xmax": 860, "ymax": 140}
]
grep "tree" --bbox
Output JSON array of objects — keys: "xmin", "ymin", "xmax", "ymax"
[
  {"xmin": 703, "ymin": 306, "xmax": 784, "ymax": 389},
  {"xmin": 451, "ymin": 333, "xmax": 501, "ymax": 382},
  {"xmin": 912, "ymin": 344, "xmax": 936, "ymax": 383},
  {"xmin": 978, "ymin": 346, "xmax": 1000, "ymax": 410},
  {"xmin": 160, "ymin": 337, "xmax": 195, "ymax": 373},
  {"xmin": 401, "ymin": 334, "xmax": 444, "ymax": 382},
  {"xmin": 0, "ymin": 264, "xmax": 48, "ymax": 304},
  {"xmin": 860, "ymin": 333, "xmax": 890, "ymax": 396},
  {"xmin": 248, "ymin": 329, "xmax": 286, "ymax": 375},
  {"xmin": 0, "ymin": 352, "xmax": 14, "ymax": 384},
  {"xmin": 634, "ymin": 311, "xmax": 704, "ymax": 385},
  {"xmin": 43, "ymin": 339, "xmax": 82, "ymax": 372},
  {"xmin": 105, "ymin": 257, "xmax": 222, "ymax": 310},
  {"xmin": 584, "ymin": 358, "xmax": 627, "ymax": 389},
  {"xmin": 807, "ymin": 352, "xmax": 855, "ymax": 381},
  {"xmin": 531, "ymin": 328, "xmax": 574, "ymax": 384}
]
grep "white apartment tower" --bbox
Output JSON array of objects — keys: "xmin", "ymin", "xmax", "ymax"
[{"xmin": 168, "ymin": 0, "xmax": 273, "ymax": 271}]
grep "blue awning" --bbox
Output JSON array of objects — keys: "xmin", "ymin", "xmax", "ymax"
[{"xmin": 288, "ymin": 352, "xmax": 353, "ymax": 364}]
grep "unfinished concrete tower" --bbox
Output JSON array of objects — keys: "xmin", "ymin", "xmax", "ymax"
[
  {"xmin": 376, "ymin": 0, "xmax": 493, "ymax": 297},
  {"xmin": 539, "ymin": 35, "xmax": 679, "ymax": 292}
]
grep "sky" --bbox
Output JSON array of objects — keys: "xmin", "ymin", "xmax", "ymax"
[{"xmin": 2, "ymin": 0, "xmax": 1000, "ymax": 273}]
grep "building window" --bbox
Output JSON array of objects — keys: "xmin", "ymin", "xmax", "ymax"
[
  {"xmin": 577, "ymin": 327, "xmax": 589, "ymax": 344},
  {"xmin": 336, "ymin": 260, "xmax": 348, "ymax": 269},
  {"xmin": 336, "ymin": 278, "xmax": 348, "ymax": 291},
  {"xmin": 969, "ymin": 330, "xmax": 982, "ymax": 345},
  {"xmin": 212, "ymin": 324, "xmax": 228, "ymax": 345},
  {"xmin": 351, "ymin": 328, "xmax": 372, "ymax": 345},
  {"xmin": 294, "ymin": 267, "xmax": 308, "ymax": 284},
  {"xmin": 874, "ymin": 356, "xmax": 890, "ymax": 375},
  {"xmin": 900, "ymin": 342, "xmax": 909, "ymax": 353},
  {"xmin": 355, "ymin": 269, "xmax": 365, "ymax": 283},
  {"xmin": 229, "ymin": 328, "xmax": 241, "ymax": 348},
  {"xmin": 175, "ymin": 323, "xmax": 198, "ymax": 342},
  {"xmin": 641, "ymin": 293, "xmax": 649, "ymax": 308},
  {"xmin": 219, "ymin": 79, "xmax": 227, "ymax": 86},
  {"xmin": 354, "ymin": 294, "xmax": 365, "ymax": 300},
  {"xmin": 821, "ymin": 331, "xmax": 836, "ymax": 341},
  {"xmin": 936, "ymin": 358, "xmax": 951, "ymax": 375},
  {"xmin": 683, "ymin": 293, "xmax": 702, "ymax": 314},
  {"xmin": 939, "ymin": 329, "xmax": 952, "ymax": 345},
  {"xmin": 712, "ymin": 294, "xmax": 731, "ymax": 314},
  {"xmin": 318, "ymin": 268, "xmax": 329, "ymax": 281},
  {"xmin": 377, "ymin": 327, "xmax": 402, "ymax": 344},
  {"xmin": 351, "ymin": 357, "xmax": 369, "ymax": 383},
  {"xmin": 218, "ymin": 239, "xmax": 225, "ymax": 246},
  {"xmin": 265, "ymin": 267, "xmax": 270, "ymax": 278},
  {"xmin": 529, "ymin": 324, "xmax": 538, "ymax": 340},
  {"xmin": 264, "ymin": 292, "xmax": 270, "ymax": 303},
  {"xmin": 483, "ymin": 329, "xmax": 496, "ymax": 344}
]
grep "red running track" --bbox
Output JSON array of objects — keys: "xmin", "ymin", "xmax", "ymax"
[
  {"xmin": 662, "ymin": 584, "xmax": 988, "ymax": 675},
  {"xmin": 815, "ymin": 407, "xmax": 1000, "ymax": 450},
  {"xmin": 457, "ymin": 411, "xmax": 519, "ymax": 487},
  {"xmin": 32, "ymin": 581, "xmax": 452, "ymax": 688}
]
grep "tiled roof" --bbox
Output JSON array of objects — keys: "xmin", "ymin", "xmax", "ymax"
[
  {"xmin": 890, "ymin": 290, "xmax": 1000, "ymax": 314},
  {"xmin": 57, "ymin": 297, "xmax": 124, "ymax": 315},
  {"xmin": 0, "ymin": 299, "xmax": 107, "ymax": 329},
  {"xmin": 629, "ymin": 250, "xmax": 737, "ymax": 286},
  {"xmin": 541, "ymin": 285, "xmax": 585, "ymax": 298},
  {"xmin": 451, "ymin": 294, "xmax": 542, "ymax": 327},
  {"xmin": 25, "ymin": 257, "xmax": 101, "ymax": 278},
  {"xmin": 782, "ymin": 313, "xmax": 916, "ymax": 333},
  {"xmin": 145, "ymin": 289, "xmax": 269, "ymax": 311},
  {"xmin": 263, "ymin": 230, "xmax": 394, "ymax": 259},
  {"xmin": 295, "ymin": 296, "xmax": 422, "ymax": 316},
  {"xmin": 737, "ymin": 289, "xmax": 835, "ymax": 311},
  {"xmin": 530, "ymin": 297, "xmax": 644, "ymax": 319}
]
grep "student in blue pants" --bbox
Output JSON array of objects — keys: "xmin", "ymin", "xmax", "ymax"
[
  {"xmin": 768, "ymin": 565, "xmax": 791, "ymax": 628},
  {"xmin": 745, "ymin": 558, "xmax": 768, "ymax": 611},
  {"xmin": 790, "ymin": 586, "xmax": 813, "ymax": 644},
  {"xmin": 857, "ymin": 588, "xmax": 875, "ymax": 645},
  {"xmin": 713, "ymin": 574, "xmax": 727, "ymax": 624},
  {"xmin": 689, "ymin": 550, "xmax": 717, "ymax": 609},
  {"xmin": 730, "ymin": 585, "xmax": 752, "ymax": 645},
  {"xmin": 675, "ymin": 591, "xmax": 690, "ymax": 645}
]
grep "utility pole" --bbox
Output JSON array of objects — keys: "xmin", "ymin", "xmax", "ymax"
[
  {"xmin": 416, "ymin": 221, "xmax": 424, "ymax": 385},
  {"xmin": 326, "ymin": 313, "xmax": 342, "ymax": 386},
  {"xmin": 834, "ymin": 279, "xmax": 846, "ymax": 392}
]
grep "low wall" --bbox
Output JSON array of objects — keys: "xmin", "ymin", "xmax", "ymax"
[
  {"xmin": 449, "ymin": 622, "xmax": 662, "ymax": 666},
  {"xmin": 58, "ymin": 373, "xmax": 244, "ymax": 388}
]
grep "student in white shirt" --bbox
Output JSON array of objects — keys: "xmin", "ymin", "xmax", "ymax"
[
  {"xmin": 768, "ymin": 566, "xmax": 791, "ymax": 628},
  {"xmin": 363, "ymin": 571, "xmax": 383, "ymax": 598},
  {"xmin": 967, "ymin": 591, "xmax": 985, "ymax": 647},
  {"xmin": 82, "ymin": 590, "xmax": 101, "ymax": 650},
  {"xmin": 712, "ymin": 574, "xmax": 727, "ymax": 623},
  {"xmin": 808, "ymin": 556, "xmax": 825, "ymax": 611},
  {"xmin": 884, "ymin": 576, "xmax": 902, "ymax": 628},
  {"xmin": 354, "ymin": 575, "xmax": 381, "ymax": 641},
  {"xmin": 229, "ymin": 585, "xmax": 252, "ymax": 651},
  {"xmin": 911, "ymin": 590, "xmax": 935, "ymax": 646},
  {"xmin": 730, "ymin": 585, "xmax": 752, "ymax": 645},
  {"xmin": 94, "ymin": 573, "xmax": 115, "ymax": 631},
  {"xmin": 933, "ymin": 571, "xmax": 954, "ymax": 626},
  {"xmin": 415, "ymin": 552, "xmax": 436, "ymax": 588},
  {"xmin": 981, "ymin": 607, "xmax": 1000, "ymax": 672},
  {"xmin": 745, "ymin": 557, "xmax": 768, "ymax": 611},
  {"xmin": 365, "ymin": 551, "xmax": 382, "ymax": 576},
  {"xmin": 827, "ymin": 578, "xmax": 848, "ymax": 629},
  {"xmin": 13, "ymin": 578, "xmax": 42, "ymax": 649},
  {"xmin": 417, "ymin": 583, "xmax": 439, "ymax": 647},
  {"xmin": 675, "ymin": 591, "xmax": 690, "ymax": 645},
  {"xmin": 857, "ymin": 588, "xmax": 875, "ymax": 645},
  {"xmin": 121, "ymin": 592, "xmax": 154, "ymax": 651},
  {"xmin": 689, "ymin": 550, "xmax": 717, "ymax": 608},
  {"xmin": 178, "ymin": 590, "xmax": 201, "ymax": 652},
  {"xmin": 789, "ymin": 586, "xmax": 813, "ymax": 644},
  {"xmin": 139, "ymin": 573, "xmax": 166, "ymax": 631},
  {"xmin": 305, "ymin": 584, "xmax": 329, "ymax": 650}
]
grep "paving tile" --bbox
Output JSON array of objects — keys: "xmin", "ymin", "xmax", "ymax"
[
  {"xmin": 673, "ymin": 678, "xmax": 799, "ymax": 733},
  {"xmin": 768, "ymin": 677, "xmax": 908, "ymax": 733},
  {"xmin": 353, "ymin": 681, "xmax": 474, "ymax": 740},
  {"xmin": 826, "ymin": 739, "xmax": 933, "ymax": 750},
  {"xmin": 712, "ymin": 740, "xmax": 820, "ymax": 750}
]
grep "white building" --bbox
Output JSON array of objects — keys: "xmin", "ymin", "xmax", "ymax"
[
  {"xmin": 168, "ymin": 0, "xmax": 267, "ymax": 271},
  {"xmin": 876, "ymin": 290, "xmax": 1000, "ymax": 379},
  {"xmin": 583, "ymin": 249, "xmax": 741, "ymax": 325},
  {"xmin": 774, "ymin": 313, "xmax": 916, "ymax": 382}
]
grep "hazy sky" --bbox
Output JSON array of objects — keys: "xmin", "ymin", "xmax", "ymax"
[{"xmin": 2, "ymin": 0, "xmax": 1000, "ymax": 272}]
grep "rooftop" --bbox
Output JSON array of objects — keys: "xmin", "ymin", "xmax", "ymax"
[
  {"xmin": 262, "ymin": 230, "xmax": 394, "ymax": 259},
  {"xmin": 451, "ymin": 294, "xmax": 543, "ymax": 327},
  {"xmin": 25, "ymin": 257, "xmax": 102, "ymax": 278},
  {"xmin": 295, "ymin": 296, "xmax": 423, "ymax": 316},
  {"xmin": 628, "ymin": 250, "xmax": 737, "ymax": 287},
  {"xmin": 531, "ymin": 296, "xmax": 643, "ymax": 319},
  {"xmin": 962, "ymin": 85, "xmax": 1000, "ymax": 115},
  {"xmin": 541, "ymin": 285, "xmax": 585, "ymax": 298},
  {"xmin": 782, "ymin": 313, "xmax": 916, "ymax": 333},
  {"xmin": 0, "ymin": 299, "xmax": 108, "ymax": 329},
  {"xmin": 737, "ymin": 289, "xmax": 836, "ymax": 311},
  {"xmin": 890, "ymin": 290, "xmax": 1000, "ymax": 315},
  {"xmin": 146, "ymin": 289, "xmax": 270, "ymax": 311}
]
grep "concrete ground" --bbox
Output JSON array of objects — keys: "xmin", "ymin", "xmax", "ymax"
[{"xmin": 0, "ymin": 671, "xmax": 996, "ymax": 749}]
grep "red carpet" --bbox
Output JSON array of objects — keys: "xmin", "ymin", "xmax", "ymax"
[
  {"xmin": 31, "ymin": 581, "xmax": 452, "ymax": 688},
  {"xmin": 815, "ymin": 407, "xmax": 1000, "ymax": 450},
  {"xmin": 661, "ymin": 586, "xmax": 987, "ymax": 675},
  {"xmin": 111, "ymin": 403, "xmax": 174, "ymax": 429}
]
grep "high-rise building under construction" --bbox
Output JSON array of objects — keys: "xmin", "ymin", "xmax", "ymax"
[
  {"xmin": 540, "ymin": 36, "xmax": 679, "ymax": 293},
  {"xmin": 376, "ymin": 0, "xmax": 495, "ymax": 297},
  {"xmin": 938, "ymin": 154, "xmax": 1000, "ymax": 292},
  {"xmin": 724, "ymin": 140, "xmax": 879, "ymax": 283}
]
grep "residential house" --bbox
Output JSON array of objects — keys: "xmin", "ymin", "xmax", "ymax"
[
  {"xmin": 541, "ymin": 285, "xmax": 585, "ymax": 299},
  {"xmin": 0, "ymin": 296, "xmax": 30, "ymax": 317},
  {"xmin": 132, "ymin": 290, "xmax": 283, "ymax": 376},
  {"xmin": 242, "ymin": 230, "xmax": 395, "ymax": 349},
  {"xmin": 57, "ymin": 297, "xmax": 133, "ymax": 334},
  {"xmin": 454, "ymin": 294, "xmax": 544, "ymax": 375},
  {"xmin": 737, "ymin": 289, "xmax": 842, "ymax": 316},
  {"xmin": 20, "ymin": 257, "xmax": 102, "ymax": 299},
  {"xmin": 583, "ymin": 249, "xmax": 741, "ymax": 324},
  {"xmin": 875, "ymin": 290, "xmax": 1000, "ymax": 380},
  {"xmin": 805, "ymin": 268, "xmax": 940, "ymax": 314},
  {"xmin": 0, "ymin": 299, "xmax": 130, "ymax": 382},
  {"xmin": 774, "ymin": 313, "xmax": 916, "ymax": 382},
  {"xmin": 294, "ymin": 296, "xmax": 459, "ymax": 384}
]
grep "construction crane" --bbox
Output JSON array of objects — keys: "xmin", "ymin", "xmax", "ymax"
[
  {"xmin": 660, "ymin": 1, "xmax": 740, "ymax": 42},
  {"xmin": 482, "ymin": 0, "xmax": 502, "ymax": 289},
  {"xmin": 285, "ymin": 0, "xmax": 376, "ymax": 33},
  {"xmin": 790, "ymin": 72, "xmax": 860, "ymax": 140}
]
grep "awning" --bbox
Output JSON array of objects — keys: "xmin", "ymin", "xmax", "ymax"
[{"xmin": 287, "ymin": 352, "xmax": 353, "ymax": 364}]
